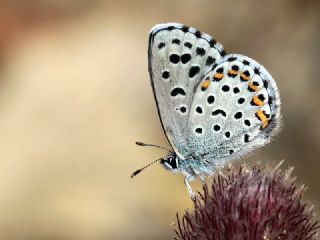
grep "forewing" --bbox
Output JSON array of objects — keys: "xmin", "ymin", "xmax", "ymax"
[
  {"xmin": 148, "ymin": 23, "xmax": 225, "ymax": 157},
  {"xmin": 185, "ymin": 54, "xmax": 281, "ymax": 165}
]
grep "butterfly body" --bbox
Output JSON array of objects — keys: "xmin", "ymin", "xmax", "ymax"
[{"xmin": 146, "ymin": 23, "xmax": 281, "ymax": 196}]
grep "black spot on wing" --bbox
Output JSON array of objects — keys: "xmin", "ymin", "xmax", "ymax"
[
  {"xmin": 234, "ymin": 112, "xmax": 243, "ymax": 119},
  {"xmin": 172, "ymin": 39, "xmax": 180, "ymax": 45},
  {"xmin": 180, "ymin": 106, "xmax": 187, "ymax": 113},
  {"xmin": 225, "ymin": 131, "xmax": 231, "ymax": 138},
  {"xmin": 232, "ymin": 65, "xmax": 239, "ymax": 71},
  {"xmin": 169, "ymin": 54, "xmax": 180, "ymax": 64},
  {"xmin": 242, "ymin": 60, "xmax": 250, "ymax": 65},
  {"xmin": 195, "ymin": 127, "xmax": 203, "ymax": 134},
  {"xmin": 212, "ymin": 109, "xmax": 227, "ymax": 117},
  {"xmin": 167, "ymin": 26, "xmax": 175, "ymax": 31},
  {"xmin": 254, "ymin": 67, "xmax": 261, "ymax": 75},
  {"xmin": 244, "ymin": 119, "xmax": 251, "ymax": 126},
  {"xmin": 196, "ymin": 106, "xmax": 203, "ymax": 114},
  {"xmin": 209, "ymin": 39, "xmax": 216, "ymax": 47},
  {"xmin": 171, "ymin": 87, "xmax": 186, "ymax": 97},
  {"xmin": 181, "ymin": 25, "xmax": 189, "ymax": 32},
  {"xmin": 158, "ymin": 42, "xmax": 165, "ymax": 49},
  {"xmin": 207, "ymin": 95, "xmax": 215, "ymax": 104},
  {"xmin": 195, "ymin": 30, "xmax": 201, "ymax": 38},
  {"xmin": 189, "ymin": 66, "xmax": 200, "ymax": 78},
  {"xmin": 162, "ymin": 70, "xmax": 170, "ymax": 79},
  {"xmin": 222, "ymin": 85, "xmax": 230, "ymax": 92},
  {"xmin": 206, "ymin": 56, "xmax": 215, "ymax": 66},
  {"xmin": 196, "ymin": 47, "xmax": 206, "ymax": 56},
  {"xmin": 233, "ymin": 87, "xmax": 240, "ymax": 94},
  {"xmin": 184, "ymin": 42, "xmax": 192, "ymax": 48},
  {"xmin": 258, "ymin": 94, "xmax": 265, "ymax": 101},
  {"xmin": 238, "ymin": 98, "xmax": 245, "ymax": 104},
  {"xmin": 181, "ymin": 53, "xmax": 191, "ymax": 64},
  {"xmin": 213, "ymin": 125, "xmax": 221, "ymax": 131},
  {"xmin": 216, "ymin": 67, "xmax": 224, "ymax": 73},
  {"xmin": 227, "ymin": 57, "xmax": 237, "ymax": 62},
  {"xmin": 268, "ymin": 97, "xmax": 273, "ymax": 105}
]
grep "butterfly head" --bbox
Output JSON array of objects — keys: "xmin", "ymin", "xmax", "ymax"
[
  {"xmin": 160, "ymin": 153, "xmax": 180, "ymax": 171},
  {"xmin": 131, "ymin": 142, "xmax": 182, "ymax": 178}
]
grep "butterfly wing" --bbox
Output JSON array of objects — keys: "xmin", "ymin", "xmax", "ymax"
[
  {"xmin": 148, "ymin": 23, "xmax": 225, "ymax": 157},
  {"xmin": 185, "ymin": 54, "xmax": 281, "ymax": 166}
]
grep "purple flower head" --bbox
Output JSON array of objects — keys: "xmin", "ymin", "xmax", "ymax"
[{"xmin": 175, "ymin": 165, "xmax": 319, "ymax": 240}]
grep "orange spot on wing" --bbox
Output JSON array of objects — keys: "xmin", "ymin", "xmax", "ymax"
[
  {"xmin": 201, "ymin": 80, "xmax": 210, "ymax": 89},
  {"xmin": 248, "ymin": 82, "xmax": 259, "ymax": 91},
  {"xmin": 213, "ymin": 73, "xmax": 224, "ymax": 79},
  {"xmin": 252, "ymin": 96, "xmax": 264, "ymax": 106},
  {"xmin": 256, "ymin": 110, "xmax": 269, "ymax": 129},
  {"xmin": 240, "ymin": 72, "xmax": 250, "ymax": 81},
  {"xmin": 228, "ymin": 70, "xmax": 238, "ymax": 75}
]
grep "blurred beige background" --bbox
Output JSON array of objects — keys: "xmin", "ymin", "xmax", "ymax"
[{"xmin": 0, "ymin": 0, "xmax": 319, "ymax": 239}]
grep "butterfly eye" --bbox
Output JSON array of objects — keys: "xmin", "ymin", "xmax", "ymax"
[
  {"xmin": 166, "ymin": 156, "xmax": 178, "ymax": 169},
  {"xmin": 167, "ymin": 156, "xmax": 174, "ymax": 161}
]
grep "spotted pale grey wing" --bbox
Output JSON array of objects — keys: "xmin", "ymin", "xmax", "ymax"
[
  {"xmin": 148, "ymin": 23, "xmax": 225, "ymax": 157},
  {"xmin": 185, "ymin": 54, "xmax": 281, "ymax": 166}
]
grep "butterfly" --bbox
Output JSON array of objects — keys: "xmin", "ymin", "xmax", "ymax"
[{"xmin": 132, "ymin": 23, "xmax": 281, "ymax": 198}]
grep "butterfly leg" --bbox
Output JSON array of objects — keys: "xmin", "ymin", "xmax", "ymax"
[
  {"xmin": 218, "ymin": 169, "xmax": 227, "ymax": 179},
  {"xmin": 184, "ymin": 178, "xmax": 195, "ymax": 200},
  {"xmin": 199, "ymin": 175, "xmax": 206, "ymax": 186}
]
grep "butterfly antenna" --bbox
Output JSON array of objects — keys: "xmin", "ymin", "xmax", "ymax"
[
  {"xmin": 130, "ymin": 158, "xmax": 162, "ymax": 178},
  {"xmin": 136, "ymin": 141, "xmax": 173, "ymax": 153}
]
